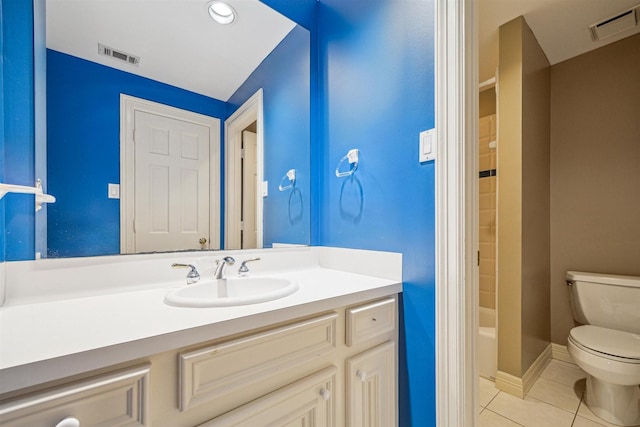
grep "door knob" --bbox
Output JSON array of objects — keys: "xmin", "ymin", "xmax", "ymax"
[{"xmin": 56, "ymin": 417, "xmax": 80, "ymax": 427}]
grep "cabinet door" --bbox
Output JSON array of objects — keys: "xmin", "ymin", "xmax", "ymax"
[
  {"xmin": 200, "ymin": 366, "xmax": 337, "ymax": 427},
  {"xmin": 346, "ymin": 341, "xmax": 396, "ymax": 427},
  {"xmin": 0, "ymin": 365, "xmax": 150, "ymax": 427}
]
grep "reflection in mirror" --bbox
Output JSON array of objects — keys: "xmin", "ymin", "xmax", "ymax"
[{"xmin": 41, "ymin": 0, "xmax": 311, "ymax": 258}]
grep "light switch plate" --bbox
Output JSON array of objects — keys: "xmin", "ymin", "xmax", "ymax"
[
  {"xmin": 419, "ymin": 128, "xmax": 436, "ymax": 162},
  {"xmin": 108, "ymin": 183, "xmax": 120, "ymax": 199}
]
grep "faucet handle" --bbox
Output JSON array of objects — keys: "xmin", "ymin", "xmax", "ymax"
[
  {"xmin": 239, "ymin": 257, "xmax": 261, "ymax": 276},
  {"xmin": 172, "ymin": 263, "xmax": 200, "ymax": 285}
]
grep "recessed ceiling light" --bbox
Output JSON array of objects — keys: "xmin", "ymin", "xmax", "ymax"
[{"xmin": 208, "ymin": 1, "xmax": 236, "ymax": 25}]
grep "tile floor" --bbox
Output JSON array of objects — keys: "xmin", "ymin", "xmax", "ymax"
[{"xmin": 479, "ymin": 359, "xmax": 640, "ymax": 427}]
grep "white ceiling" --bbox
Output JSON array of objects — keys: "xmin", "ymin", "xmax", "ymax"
[
  {"xmin": 48, "ymin": 1, "xmax": 640, "ymax": 96},
  {"xmin": 46, "ymin": 0, "xmax": 296, "ymax": 101},
  {"xmin": 479, "ymin": 0, "xmax": 640, "ymax": 83}
]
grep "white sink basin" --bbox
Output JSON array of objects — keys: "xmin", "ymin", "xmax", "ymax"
[{"xmin": 164, "ymin": 277, "xmax": 298, "ymax": 308}]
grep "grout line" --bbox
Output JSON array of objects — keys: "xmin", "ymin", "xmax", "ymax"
[
  {"xmin": 483, "ymin": 408, "xmax": 525, "ymax": 426},
  {"xmin": 524, "ymin": 394, "xmax": 577, "ymax": 417},
  {"xmin": 538, "ymin": 374, "xmax": 585, "ymax": 386},
  {"xmin": 485, "ymin": 388, "xmax": 501, "ymax": 409},
  {"xmin": 570, "ymin": 388, "xmax": 584, "ymax": 427},
  {"xmin": 534, "ymin": 375, "xmax": 587, "ymax": 401}
]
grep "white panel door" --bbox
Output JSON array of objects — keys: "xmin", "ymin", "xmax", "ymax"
[
  {"xmin": 133, "ymin": 110, "xmax": 210, "ymax": 252},
  {"xmin": 241, "ymin": 130, "xmax": 257, "ymax": 249}
]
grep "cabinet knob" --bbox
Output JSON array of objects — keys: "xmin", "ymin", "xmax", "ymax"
[
  {"xmin": 319, "ymin": 388, "xmax": 331, "ymax": 401},
  {"xmin": 56, "ymin": 417, "xmax": 80, "ymax": 427},
  {"xmin": 356, "ymin": 370, "xmax": 367, "ymax": 382}
]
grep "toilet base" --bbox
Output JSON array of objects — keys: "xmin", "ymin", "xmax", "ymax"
[{"xmin": 585, "ymin": 375, "xmax": 640, "ymax": 426}]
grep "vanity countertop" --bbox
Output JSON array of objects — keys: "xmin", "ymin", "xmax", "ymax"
[{"xmin": 0, "ymin": 247, "xmax": 402, "ymax": 395}]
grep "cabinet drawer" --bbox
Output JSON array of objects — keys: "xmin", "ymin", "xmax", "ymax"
[
  {"xmin": 199, "ymin": 366, "xmax": 337, "ymax": 427},
  {"xmin": 179, "ymin": 312, "xmax": 337, "ymax": 411},
  {"xmin": 346, "ymin": 296, "xmax": 396, "ymax": 346},
  {"xmin": 0, "ymin": 364, "xmax": 150, "ymax": 427}
]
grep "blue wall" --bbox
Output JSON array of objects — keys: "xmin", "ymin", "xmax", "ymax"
[
  {"xmin": 46, "ymin": 51, "xmax": 228, "ymax": 257},
  {"xmin": 1, "ymin": 0, "xmax": 36, "ymax": 261},
  {"xmin": 317, "ymin": 1, "xmax": 436, "ymax": 425},
  {"xmin": 228, "ymin": 25, "xmax": 311, "ymax": 247},
  {"xmin": 0, "ymin": 0, "xmax": 5, "ymax": 262}
]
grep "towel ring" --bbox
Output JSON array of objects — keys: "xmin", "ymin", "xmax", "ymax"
[
  {"xmin": 278, "ymin": 169, "xmax": 296, "ymax": 191},
  {"xmin": 335, "ymin": 149, "xmax": 359, "ymax": 178}
]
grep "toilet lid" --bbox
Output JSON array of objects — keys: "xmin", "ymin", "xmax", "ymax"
[{"xmin": 570, "ymin": 325, "xmax": 640, "ymax": 360}]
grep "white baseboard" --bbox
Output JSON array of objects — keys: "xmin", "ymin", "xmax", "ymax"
[
  {"xmin": 496, "ymin": 343, "xmax": 552, "ymax": 398},
  {"xmin": 551, "ymin": 343, "xmax": 575, "ymax": 365}
]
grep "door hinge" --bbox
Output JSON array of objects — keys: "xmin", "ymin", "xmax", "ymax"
[
  {"xmin": 133, "ymin": 129, "xmax": 137, "ymax": 142},
  {"xmin": 240, "ymin": 221, "xmax": 244, "ymax": 231},
  {"xmin": 133, "ymin": 219, "xmax": 136, "ymax": 233},
  {"xmin": 477, "ymin": 250, "xmax": 480, "ymax": 267},
  {"xmin": 240, "ymin": 148, "xmax": 245, "ymax": 159}
]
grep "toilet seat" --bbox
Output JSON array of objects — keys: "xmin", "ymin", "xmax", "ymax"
[{"xmin": 569, "ymin": 325, "xmax": 640, "ymax": 362}]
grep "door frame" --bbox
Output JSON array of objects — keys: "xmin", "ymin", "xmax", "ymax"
[
  {"xmin": 120, "ymin": 94, "xmax": 221, "ymax": 253},
  {"xmin": 435, "ymin": 0, "xmax": 478, "ymax": 425},
  {"xmin": 224, "ymin": 89, "xmax": 264, "ymax": 250}
]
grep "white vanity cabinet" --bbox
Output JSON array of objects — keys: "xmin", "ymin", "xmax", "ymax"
[
  {"xmin": 195, "ymin": 295, "xmax": 398, "ymax": 427},
  {"xmin": 0, "ymin": 295, "xmax": 398, "ymax": 427},
  {"xmin": 0, "ymin": 365, "xmax": 150, "ymax": 427}
]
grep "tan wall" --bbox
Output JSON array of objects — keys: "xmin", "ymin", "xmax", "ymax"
[
  {"xmin": 497, "ymin": 17, "xmax": 524, "ymax": 377},
  {"xmin": 549, "ymin": 33, "xmax": 640, "ymax": 345},
  {"xmin": 520, "ymin": 19, "xmax": 550, "ymax": 372},
  {"xmin": 497, "ymin": 16, "xmax": 550, "ymax": 378}
]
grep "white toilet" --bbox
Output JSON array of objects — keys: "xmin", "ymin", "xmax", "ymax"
[{"xmin": 566, "ymin": 271, "xmax": 640, "ymax": 426}]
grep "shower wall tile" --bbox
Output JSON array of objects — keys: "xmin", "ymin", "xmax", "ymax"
[
  {"xmin": 480, "ymin": 242, "xmax": 496, "ymax": 259},
  {"xmin": 479, "ymin": 114, "xmax": 497, "ymax": 309},
  {"xmin": 480, "ymin": 291, "xmax": 497, "ymax": 312}
]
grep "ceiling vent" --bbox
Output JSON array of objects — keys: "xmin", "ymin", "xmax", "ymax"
[
  {"xmin": 98, "ymin": 43, "xmax": 140, "ymax": 67},
  {"xmin": 589, "ymin": 6, "xmax": 640, "ymax": 41}
]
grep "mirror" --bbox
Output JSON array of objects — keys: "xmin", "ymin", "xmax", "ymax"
[{"xmin": 40, "ymin": 0, "xmax": 311, "ymax": 258}]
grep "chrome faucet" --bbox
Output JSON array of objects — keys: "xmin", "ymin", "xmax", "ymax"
[
  {"xmin": 238, "ymin": 257, "xmax": 261, "ymax": 276},
  {"xmin": 214, "ymin": 256, "xmax": 236, "ymax": 279},
  {"xmin": 172, "ymin": 263, "xmax": 200, "ymax": 285}
]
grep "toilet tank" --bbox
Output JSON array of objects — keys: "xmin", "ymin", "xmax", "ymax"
[{"xmin": 567, "ymin": 271, "xmax": 640, "ymax": 334}]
